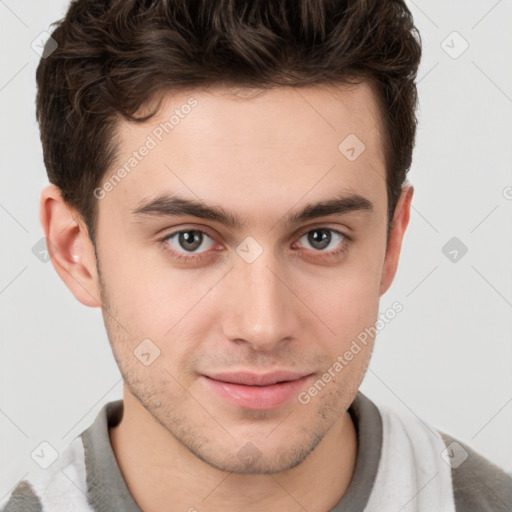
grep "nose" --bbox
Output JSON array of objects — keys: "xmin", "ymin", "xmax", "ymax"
[{"xmin": 221, "ymin": 248, "xmax": 301, "ymax": 352}]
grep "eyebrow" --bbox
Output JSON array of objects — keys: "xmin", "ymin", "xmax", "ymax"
[{"xmin": 131, "ymin": 191, "xmax": 373, "ymax": 229}]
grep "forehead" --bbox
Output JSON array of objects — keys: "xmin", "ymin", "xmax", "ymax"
[
  {"xmin": 137, "ymin": 82, "xmax": 385, "ymax": 159},
  {"xmin": 100, "ymin": 82, "xmax": 387, "ymax": 229}
]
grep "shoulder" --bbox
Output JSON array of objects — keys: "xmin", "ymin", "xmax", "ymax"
[
  {"xmin": 1, "ymin": 435, "xmax": 92, "ymax": 512},
  {"xmin": 0, "ymin": 480, "xmax": 42, "ymax": 512},
  {"xmin": 370, "ymin": 398, "xmax": 512, "ymax": 511},
  {"xmin": 438, "ymin": 431, "xmax": 512, "ymax": 512},
  {"xmin": 1, "ymin": 400, "xmax": 123, "ymax": 512}
]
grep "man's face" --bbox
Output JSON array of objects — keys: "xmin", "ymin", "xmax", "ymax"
[{"xmin": 94, "ymin": 83, "xmax": 395, "ymax": 473}]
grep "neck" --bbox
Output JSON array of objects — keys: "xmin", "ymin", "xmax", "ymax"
[{"xmin": 109, "ymin": 387, "xmax": 358, "ymax": 512}]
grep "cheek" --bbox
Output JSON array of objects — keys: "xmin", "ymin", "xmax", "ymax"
[
  {"xmin": 304, "ymin": 263, "xmax": 382, "ymax": 332},
  {"xmin": 99, "ymin": 244, "xmax": 220, "ymax": 362},
  {"xmin": 294, "ymin": 260, "xmax": 382, "ymax": 380},
  {"xmin": 98, "ymin": 234, "xmax": 172, "ymax": 315}
]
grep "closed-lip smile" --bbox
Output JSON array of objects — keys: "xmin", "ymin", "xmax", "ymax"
[
  {"xmin": 201, "ymin": 371, "xmax": 314, "ymax": 410},
  {"xmin": 204, "ymin": 370, "xmax": 312, "ymax": 386}
]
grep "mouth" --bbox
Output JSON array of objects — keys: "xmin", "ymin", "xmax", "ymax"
[{"xmin": 201, "ymin": 371, "xmax": 314, "ymax": 410}]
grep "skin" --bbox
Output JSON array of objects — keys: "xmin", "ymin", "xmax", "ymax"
[{"xmin": 40, "ymin": 82, "xmax": 413, "ymax": 512}]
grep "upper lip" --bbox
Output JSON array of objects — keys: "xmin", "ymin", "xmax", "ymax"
[{"xmin": 204, "ymin": 371, "xmax": 312, "ymax": 386}]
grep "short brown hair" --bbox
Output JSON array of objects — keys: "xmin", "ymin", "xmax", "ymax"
[{"xmin": 36, "ymin": 0, "xmax": 422, "ymax": 245}]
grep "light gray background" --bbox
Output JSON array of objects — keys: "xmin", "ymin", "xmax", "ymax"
[{"xmin": 1, "ymin": 0, "xmax": 511, "ymax": 498}]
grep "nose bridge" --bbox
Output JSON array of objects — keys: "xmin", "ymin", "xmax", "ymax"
[{"xmin": 224, "ymin": 244, "xmax": 296, "ymax": 350}]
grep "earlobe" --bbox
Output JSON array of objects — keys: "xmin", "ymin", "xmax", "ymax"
[
  {"xmin": 379, "ymin": 184, "xmax": 414, "ymax": 297},
  {"xmin": 39, "ymin": 184, "xmax": 102, "ymax": 308}
]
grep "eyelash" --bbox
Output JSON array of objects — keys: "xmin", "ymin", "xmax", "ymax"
[{"xmin": 158, "ymin": 226, "xmax": 352, "ymax": 264}]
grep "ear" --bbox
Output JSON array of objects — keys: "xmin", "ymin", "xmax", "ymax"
[
  {"xmin": 379, "ymin": 184, "xmax": 414, "ymax": 296},
  {"xmin": 39, "ymin": 184, "xmax": 102, "ymax": 307}
]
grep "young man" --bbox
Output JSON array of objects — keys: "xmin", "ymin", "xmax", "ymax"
[{"xmin": 3, "ymin": 0, "xmax": 511, "ymax": 511}]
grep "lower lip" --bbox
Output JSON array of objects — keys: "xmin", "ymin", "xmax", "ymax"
[{"xmin": 202, "ymin": 375, "xmax": 312, "ymax": 410}]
